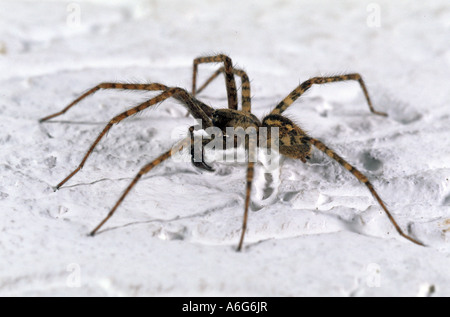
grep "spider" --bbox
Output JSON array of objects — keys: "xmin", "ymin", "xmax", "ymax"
[{"xmin": 39, "ymin": 54, "xmax": 424, "ymax": 250}]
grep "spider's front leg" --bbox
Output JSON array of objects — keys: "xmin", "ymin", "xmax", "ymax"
[
  {"xmin": 90, "ymin": 137, "xmax": 191, "ymax": 236},
  {"xmin": 193, "ymin": 54, "xmax": 239, "ymax": 111},
  {"xmin": 44, "ymin": 86, "xmax": 213, "ymax": 190},
  {"xmin": 39, "ymin": 83, "xmax": 169, "ymax": 122},
  {"xmin": 194, "ymin": 66, "xmax": 252, "ymax": 113}
]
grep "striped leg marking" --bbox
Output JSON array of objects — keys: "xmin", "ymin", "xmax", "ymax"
[
  {"xmin": 237, "ymin": 134, "xmax": 258, "ymax": 251},
  {"xmin": 39, "ymin": 83, "xmax": 169, "ymax": 122},
  {"xmin": 55, "ymin": 87, "xmax": 213, "ymax": 189},
  {"xmin": 90, "ymin": 137, "xmax": 191, "ymax": 235},
  {"xmin": 310, "ymin": 137, "xmax": 423, "ymax": 246},
  {"xmin": 195, "ymin": 66, "xmax": 252, "ymax": 113},
  {"xmin": 271, "ymin": 74, "xmax": 387, "ymax": 117},
  {"xmin": 192, "ymin": 54, "xmax": 238, "ymax": 111}
]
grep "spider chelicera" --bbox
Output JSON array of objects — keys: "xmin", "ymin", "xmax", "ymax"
[{"xmin": 39, "ymin": 54, "xmax": 423, "ymax": 250}]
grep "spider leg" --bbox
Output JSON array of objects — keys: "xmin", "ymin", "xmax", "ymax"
[
  {"xmin": 309, "ymin": 137, "xmax": 424, "ymax": 246},
  {"xmin": 90, "ymin": 137, "xmax": 191, "ymax": 236},
  {"xmin": 193, "ymin": 54, "xmax": 238, "ymax": 110},
  {"xmin": 39, "ymin": 83, "xmax": 169, "ymax": 122},
  {"xmin": 54, "ymin": 87, "xmax": 213, "ymax": 189},
  {"xmin": 236, "ymin": 161, "xmax": 255, "ymax": 251},
  {"xmin": 270, "ymin": 74, "xmax": 387, "ymax": 117},
  {"xmin": 194, "ymin": 66, "xmax": 252, "ymax": 113},
  {"xmin": 237, "ymin": 132, "xmax": 258, "ymax": 251}
]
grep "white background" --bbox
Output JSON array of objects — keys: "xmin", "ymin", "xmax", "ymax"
[{"xmin": 0, "ymin": 0, "xmax": 449, "ymax": 296}]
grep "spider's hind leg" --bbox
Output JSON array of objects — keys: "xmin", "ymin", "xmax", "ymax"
[
  {"xmin": 262, "ymin": 113, "xmax": 423, "ymax": 246},
  {"xmin": 309, "ymin": 137, "xmax": 424, "ymax": 246},
  {"xmin": 271, "ymin": 74, "xmax": 387, "ymax": 117}
]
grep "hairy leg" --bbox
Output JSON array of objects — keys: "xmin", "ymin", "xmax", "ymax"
[
  {"xmin": 192, "ymin": 54, "xmax": 238, "ymax": 110},
  {"xmin": 309, "ymin": 137, "xmax": 423, "ymax": 246},
  {"xmin": 237, "ymin": 132, "xmax": 258, "ymax": 251},
  {"xmin": 39, "ymin": 83, "xmax": 169, "ymax": 122},
  {"xmin": 90, "ymin": 137, "xmax": 191, "ymax": 235},
  {"xmin": 194, "ymin": 66, "xmax": 252, "ymax": 113},
  {"xmin": 271, "ymin": 74, "xmax": 387, "ymax": 116},
  {"xmin": 54, "ymin": 87, "xmax": 213, "ymax": 189}
]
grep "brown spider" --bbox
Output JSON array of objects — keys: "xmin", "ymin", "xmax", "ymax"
[{"xmin": 39, "ymin": 54, "xmax": 424, "ymax": 250}]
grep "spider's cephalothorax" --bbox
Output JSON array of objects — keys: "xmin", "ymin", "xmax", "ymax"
[
  {"xmin": 40, "ymin": 54, "xmax": 424, "ymax": 251},
  {"xmin": 212, "ymin": 109, "xmax": 261, "ymax": 132},
  {"xmin": 211, "ymin": 109, "xmax": 312, "ymax": 161}
]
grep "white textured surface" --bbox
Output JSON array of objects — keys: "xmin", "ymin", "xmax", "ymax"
[{"xmin": 1, "ymin": 0, "xmax": 450, "ymax": 296}]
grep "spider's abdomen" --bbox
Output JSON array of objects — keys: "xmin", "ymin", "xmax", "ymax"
[{"xmin": 262, "ymin": 114, "xmax": 312, "ymax": 162}]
